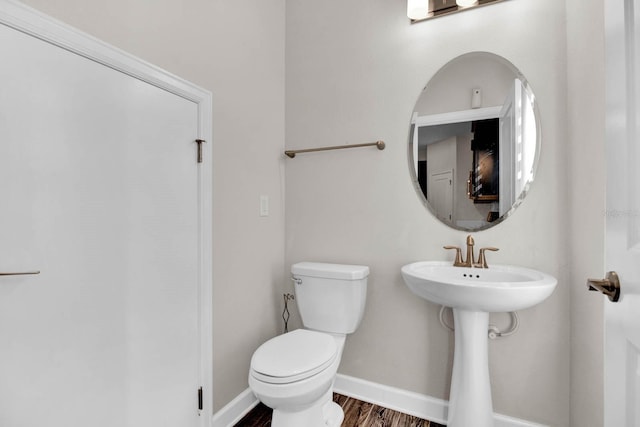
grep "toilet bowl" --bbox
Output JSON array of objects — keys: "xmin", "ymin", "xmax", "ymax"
[
  {"xmin": 248, "ymin": 262, "xmax": 369, "ymax": 427},
  {"xmin": 249, "ymin": 329, "xmax": 346, "ymax": 427}
]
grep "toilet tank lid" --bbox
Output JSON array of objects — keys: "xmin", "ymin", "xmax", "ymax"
[{"xmin": 292, "ymin": 262, "xmax": 369, "ymax": 280}]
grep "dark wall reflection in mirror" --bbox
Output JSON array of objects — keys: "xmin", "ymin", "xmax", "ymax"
[{"xmin": 409, "ymin": 52, "xmax": 539, "ymax": 231}]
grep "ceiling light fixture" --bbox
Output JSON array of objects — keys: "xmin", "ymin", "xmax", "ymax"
[
  {"xmin": 407, "ymin": 0, "xmax": 507, "ymax": 23},
  {"xmin": 407, "ymin": 0, "xmax": 429, "ymax": 21}
]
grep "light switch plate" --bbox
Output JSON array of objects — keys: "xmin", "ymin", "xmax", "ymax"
[{"xmin": 260, "ymin": 195, "xmax": 269, "ymax": 217}]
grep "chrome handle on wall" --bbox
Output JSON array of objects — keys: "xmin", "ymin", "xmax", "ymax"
[
  {"xmin": 0, "ymin": 271, "xmax": 40, "ymax": 276},
  {"xmin": 587, "ymin": 271, "xmax": 620, "ymax": 302}
]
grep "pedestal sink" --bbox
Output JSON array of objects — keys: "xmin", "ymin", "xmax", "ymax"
[{"xmin": 401, "ymin": 261, "xmax": 557, "ymax": 427}]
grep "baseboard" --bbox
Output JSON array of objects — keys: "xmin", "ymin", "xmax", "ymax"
[
  {"xmin": 334, "ymin": 374, "xmax": 549, "ymax": 427},
  {"xmin": 211, "ymin": 388, "xmax": 259, "ymax": 427},
  {"xmin": 211, "ymin": 374, "xmax": 549, "ymax": 427},
  {"xmin": 333, "ymin": 374, "xmax": 448, "ymax": 424}
]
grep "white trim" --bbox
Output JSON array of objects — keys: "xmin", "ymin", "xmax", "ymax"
[
  {"xmin": 413, "ymin": 106, "xmax": 503, "ymax": 127},
  {"xmin": 196, "ymin": 50, "xmax": 214, "ymax": 427},
  {"xmin": 333, "ymin": 374, "xmax": 448, "ymax": 424},
  {"xmin": 334, "ymin": 374, "xmax": 550, "ymax": 427},
  {"xmin": 214, "ymin": 376, "xmax": 550, "ymax": 427},
  {"xmin": 0, "ymin": 1, "xmax": 214, "ymax": 425},
  {"xmin": 211, "ymin": 389, "xmax": 259, "ymax": 427},
  {"xmin": 0, "ymin": 0, "xmax": 208, "ymax": 103}
]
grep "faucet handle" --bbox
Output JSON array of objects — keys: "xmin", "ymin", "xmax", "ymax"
[
  {"xmin": 443, "ymin": 245, "xmax": 464, "ymax": 267},
  {"xmin": 476, "ymin": 247, "xmax": 499, "ymax": 268}
]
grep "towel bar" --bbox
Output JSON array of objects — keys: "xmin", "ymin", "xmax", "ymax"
[
  {"xmin": 0, "ymin": 271, "xmax": 40, "ymax": 276},
  {"xmin": 284, "ymin": 140, "xmax": 385, "ymax": 158}
]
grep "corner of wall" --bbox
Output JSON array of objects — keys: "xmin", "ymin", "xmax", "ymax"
[{"xmin": 564, "ymin": 0, "xmax": 606, "ymax": 425}]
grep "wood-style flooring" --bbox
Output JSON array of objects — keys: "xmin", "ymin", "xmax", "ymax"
[{"xmin": 234, "ymin": 393, "xmax": 446, "ymax": 427}]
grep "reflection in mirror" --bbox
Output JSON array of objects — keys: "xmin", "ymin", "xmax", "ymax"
[{"xmin": 409, "ymin": 53, "xmax": 539, "ymax": 231}]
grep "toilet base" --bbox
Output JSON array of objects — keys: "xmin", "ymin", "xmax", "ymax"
[
  {"xmin": 271, "ymin": 390, "xmax": 343, "ymax": 427},
  {"xmin": 324, "ymin": 401, "xmax": 344, "ymax": 427}
]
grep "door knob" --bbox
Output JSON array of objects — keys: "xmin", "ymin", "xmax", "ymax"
[{"xmin": 587, "ymin": 271, "xmax": 620, "ymax": 302}]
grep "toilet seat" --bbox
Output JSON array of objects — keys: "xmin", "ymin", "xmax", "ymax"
[{"xmin": 250, "ymin": 329, "xmax": 337, "ymax": 384}]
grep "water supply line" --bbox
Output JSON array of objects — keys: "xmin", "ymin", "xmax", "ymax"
[
  {"xmin": 282, "ymin": 293, "xmax": 295, "ymax": 333},
  {"xmin": 438, "ymin": 305, "xmax": 519, "ymax": 339}
]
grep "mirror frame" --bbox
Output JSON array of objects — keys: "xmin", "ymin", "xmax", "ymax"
[{"xmin": 408, "ymin": 52, "xmax": 542, "ymax": 231}]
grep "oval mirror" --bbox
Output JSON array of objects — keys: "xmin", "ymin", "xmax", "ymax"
[{"xmin": 409, "ymin": 52, "xmax": 540, "ymax": 231}]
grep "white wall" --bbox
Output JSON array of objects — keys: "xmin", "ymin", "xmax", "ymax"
[
  {"xmin": 285, "ymin": 0, "xmax": 573, "ymax": 424},
  {"xmin": 413, "ymin": 52, "xmax": 517, "ymax": 114},
  {"xmin": 19, "ymin": 0, "xmax": 287, "ymax": 411}
]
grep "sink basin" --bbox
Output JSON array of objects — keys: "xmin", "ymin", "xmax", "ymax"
[
  {"xmin": 401, "ymin": 260, "xmax": 557, "ymax": 427},
  {"xmin": 401, "ymin": 261, "xmax": 557, "ymax": 312}
]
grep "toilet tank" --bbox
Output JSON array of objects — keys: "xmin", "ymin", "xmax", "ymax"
[{"xmin": 292, "ymin": 262, "xmax": 369, "ymax": 334}]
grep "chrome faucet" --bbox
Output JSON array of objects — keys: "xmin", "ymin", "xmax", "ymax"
[{"xmin": 444, "ymin": 235, "xmax": 499, "ymax": 268}]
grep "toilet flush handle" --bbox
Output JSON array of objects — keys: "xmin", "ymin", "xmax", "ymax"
[{"xmin": 292, "ymin": 277, "xmax": 302, "ymax": 286}]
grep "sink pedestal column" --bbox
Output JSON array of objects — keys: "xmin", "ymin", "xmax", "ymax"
[{"xmin": 448, "ymin": 309, "xmax": 494, "ymax": 427}]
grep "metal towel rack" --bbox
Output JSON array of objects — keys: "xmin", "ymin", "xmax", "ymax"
[
  {"xmin": 284, "ymin": 140, "xmax": 385, "ymax": 158},
  {"xmin": 0, "ymin": 271, "xmax": 40, "ymax": 276}
]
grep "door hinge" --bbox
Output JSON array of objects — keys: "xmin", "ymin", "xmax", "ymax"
[
  {"xmin": 195, "ymin": 139, "xmax": 206, "ymax": 164},
  {"xmin": 198, "ymin": 387, "xmax": 203, "ymax": 411}
]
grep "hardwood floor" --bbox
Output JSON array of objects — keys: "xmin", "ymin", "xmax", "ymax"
[{"xmin": 234, "ymin": 393, "xmax": 446, "ymax": 427}]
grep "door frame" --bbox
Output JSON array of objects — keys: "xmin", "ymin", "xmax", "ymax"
[{"xmin": 0, "ymin": 1, "xmax": 214, "ymax": 424}]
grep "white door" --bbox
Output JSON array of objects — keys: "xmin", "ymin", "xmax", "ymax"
[
  {"xmin": 0, "ymin": 7, "xmax": 208, "ymax": 427},
  {"xmin": 604, "ymin": 0, "xmax": 640, "ymax": 425},
  {"xmin": 430, "ymin": 170, "xmax": 454, "ymax": 224}
]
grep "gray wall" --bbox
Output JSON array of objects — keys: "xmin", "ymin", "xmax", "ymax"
[
  {"xmin": 285, "ymin": 0, "xmax": 601, "ymax": 425},
  {"xmin": 566, "ymin": 0, "xmax": 605, "ymax": 425}
]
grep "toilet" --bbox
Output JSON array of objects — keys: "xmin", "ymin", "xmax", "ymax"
[{"xmin": 248, "ymin": 262, "xmax": 369, "ymax": 427}]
